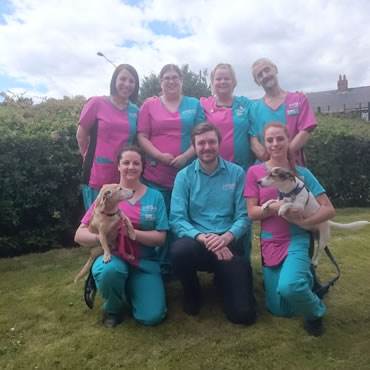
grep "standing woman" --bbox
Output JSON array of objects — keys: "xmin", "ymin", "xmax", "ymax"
[
  {"xmin": 137, "ymin": 64, "xmax": 204, "ymax": 207},
  {"xmin": 200, "ymin": 63, "xmax": 255, "ymax": 170},
  {"xmin": 200, "ymin": 63, "xmax": 256, "ymax": 258},
  {"xmin": 75, "ymin": 145, "xmax": 169, "ymax": 328},
  {"xmin": 76, "ymin": 64, "xmax": 139, "ymax": 210},
  {"xmin": 137, "ymin": 64, "xmax": 204, "ymax": 273},
  {"xmin": 244, "ymin": 122, "xmax": 335, "ymax": 336}
]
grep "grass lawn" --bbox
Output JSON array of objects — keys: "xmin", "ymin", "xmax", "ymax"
[{"xmin": 1, "ymin": 208, "xmax": 370, "ymax": 370}]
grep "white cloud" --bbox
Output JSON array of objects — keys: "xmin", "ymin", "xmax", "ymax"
[{"xmin": 0, "ymin": 0, "xmax": 370, "ymax": 100}]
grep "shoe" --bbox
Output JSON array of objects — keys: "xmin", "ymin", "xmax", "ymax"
[
  {"xmin": 183, "ymin": 291, "xmax": 202, "ymax": 316},
  {"xmin": 304, "ymin": 317, "xmax": 324, "ymax": 337},
  {"xmin": 102, "ymin": 312, "xmax": 124, "ymax": 328},
  {"xmin": 84, "ymin": 270, "xmax": 96, "ymax": 309}
]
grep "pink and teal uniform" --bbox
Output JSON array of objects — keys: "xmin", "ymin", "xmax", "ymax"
[
  {"xmin": 137, "ymin": 96, "xmax": 205, "ymax": 193},
  {"xmin": 244, "ymin": 163, "xmax": 326, "ymax": 319},
  {"xmin": 78, "ymin": 96, "xmax": 138, "ymax": 209},
  {"xmin": 249, "ymin": 92, "xmax": 316, "ymax": 165},
  {"xmin": 81, "ymin": 187, "xmax": 169, "ymax": 325},
  {"xmin": 138, "ymin": 96, "xmax": 204, "ymax": 274},
  {"xmin": 200, "ymin": 96, "xmax": 254, "ymax": 170}
]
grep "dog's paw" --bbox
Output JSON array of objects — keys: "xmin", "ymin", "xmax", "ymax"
[
  {"xmin": 261, "ymin": 199, "xmax": 278, "ymax": 211},
  {"xmin": 278, "ymin": 208, "xmax": 286, "ymax": 217},
  {"xmin": 103, "ymin": 253, "xmax": 112, "ymax": 263}
]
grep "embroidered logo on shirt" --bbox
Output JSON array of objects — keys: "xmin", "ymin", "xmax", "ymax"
[
  {"xmin": 287, "ymin": 102, "xmax": 299, "ymax": 116},
  {"xmin": 235, "ymin": 105, "xmax": 246, "ymax": 117},
  {"xmin": 222, "ymin": 183, "xmax": 236, "ymax": 190},
  {"xmin": 181, "ymin": 109, "xmax": 196, "ymax": 117},
  {"xmin": 144, "ymin": 213, "xmax": 155, "ymax": 221},
  {"xmin": 142, "ymin": 205, "xmax": 157, "ymax": 212}
]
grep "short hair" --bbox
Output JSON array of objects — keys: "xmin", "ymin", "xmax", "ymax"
[
  {"xmin": 251, "ymin": 58, "xmax": 278, "ymax": 84},
  {"xmin": 191, "ymin": 122, "xmax": 222, "ymax": 146},
  {"xmin": 110, "ymin": 64, "xmax": 140, "ymax": 104},
  {"xmin": 159, "ymin": 64, "xmax": 183, "ymax": 80},
  {"xmin": 210, "ymin": 63, "xmax": 237, "ymax": 86}
]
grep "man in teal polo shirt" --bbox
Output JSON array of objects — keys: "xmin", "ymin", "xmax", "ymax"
[{"xmin": 169, "ymin": 122, "xmax": 256, "ymax": 325}]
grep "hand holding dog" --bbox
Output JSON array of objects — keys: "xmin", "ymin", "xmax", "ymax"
[
  {"xmin": 281, "ymin": 207, "xmax": 305, "ymax": 225},
  {"xmin": 121, "ymin": 216, "xmax": 136, "ymax": 241}
]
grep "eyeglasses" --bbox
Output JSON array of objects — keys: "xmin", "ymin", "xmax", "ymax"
[{"xmin": 161, "ymin": 75, "xmax": 181, "ymax": 82}]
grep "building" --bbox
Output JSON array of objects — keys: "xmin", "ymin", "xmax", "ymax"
[{"xmin": 306, "ymin": 75, "xmax": 370, "ymax": 120}]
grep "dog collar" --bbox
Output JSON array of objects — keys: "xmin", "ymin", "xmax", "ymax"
[
  {"xmin": 101, "ymin": 210, "xmax": 120, "ymax": 217},
  {"xmin": 278, "ymin": 184, "xmax": 306, "ymax": 200}
]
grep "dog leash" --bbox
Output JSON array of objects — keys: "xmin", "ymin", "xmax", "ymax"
[{"xmin": 313, "ymin": 245, "xmax": 341, "ymax": 299}]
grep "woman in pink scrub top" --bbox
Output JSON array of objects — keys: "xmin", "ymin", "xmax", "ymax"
[
  {"xmin": 200, "ymin": 63, "xmax": 257, "ymax": 171},
  {"xmin": 76, "ymin": 64, "xmax": 139, "ymax": 210},
  {"xmin": 137, "ymin": 64, "xmax": 204, "ymax": 274},
  {"xmin": 245, "ymin": 122, "xmax": 335, "ymax": 336},
  {"xmin": 137, "ymin": 64, "xmax": 204, "ymax": 207}
]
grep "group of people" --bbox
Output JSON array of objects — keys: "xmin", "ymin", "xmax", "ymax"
[{"xmin": 74, "ymin": 58, "xmax": 335, "ymax": 337}]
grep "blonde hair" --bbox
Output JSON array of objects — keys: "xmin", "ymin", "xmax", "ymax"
[{"xmin": 210, "ymin": 63, "xmax": 237, "ymax": 94}]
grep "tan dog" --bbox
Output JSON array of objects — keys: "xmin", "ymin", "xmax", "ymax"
[
  {"xmin": 258, "ymin": 167, "xmax": 370, "ymax": 266},
  {"xmin": 74, "ymin": 184, "xmax": 135, "ymax": 282}
]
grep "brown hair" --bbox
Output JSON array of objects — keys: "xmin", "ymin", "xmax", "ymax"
[
  {"xmin": 191, "ymin": 122, "xmax": 222, "ymax": 146},
  {"xmin": 117, "ymin": 144, "xmax": 146, "ymax": 174},
  {"xmin": 263, "ymin": 122, "xmax": 295, "ymax": 170},
  {"xmin": 159, "ymin": 64, "xmax": 183, "ymax": 80},
  {"xmin": 110, "ymin": 64, "xmax": 140, "ymax": 104}
]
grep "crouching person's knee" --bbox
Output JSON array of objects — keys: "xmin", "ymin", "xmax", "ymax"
[
  {"xmin": 225, "ymin": 306, "xmax": 257, "ymax": 326},
  {"xmin": 134, "ymin": 305, "xmax": 167, "ymax": 326},
  {"xmin": 278, "ymin": 278, "xmax": 308, "ymax": 302}
]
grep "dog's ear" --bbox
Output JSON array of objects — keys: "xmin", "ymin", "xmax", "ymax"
[
  {"xmin": 278, "ymin": 169, "xmax": 295, "ymax": 181},
  {"xmin": 95, "ymin": 186, "xmax": 112, "ymax": 210},
  {"xmin": 102, "ymin": 189, "xmax": 112, "ymax": 204},
  {"xmin": 271, "ymin": 167, "xmax": 295, "ymax": 181}
]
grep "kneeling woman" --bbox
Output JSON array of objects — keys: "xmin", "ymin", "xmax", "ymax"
[
  {"xmin": 244, "ymin": 122, "xmax": 335, "ymax": 336},
  {"xmin": 75, "ymin": 145, "xmax": 169, "ymax": 328}
]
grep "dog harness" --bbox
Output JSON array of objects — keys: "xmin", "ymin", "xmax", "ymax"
[{"xmin": 101, "ymin": 210, "xmax": 120, "ymax": 217}]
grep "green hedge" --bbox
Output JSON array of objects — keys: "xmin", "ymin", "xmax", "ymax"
[
  {"xmin": 0, "ymin": 98, "xmax": 84, "ymax": 257},
  {"xmin": 306, "ymin": 115, "xmax": 370, "ymax": 207},
  {"xmin": 0, "ymin": 102, "xmax": 370, "ymax": 256}
]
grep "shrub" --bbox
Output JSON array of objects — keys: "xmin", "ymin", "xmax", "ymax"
[
  {"xmin": 0, "ymin": 101, "xmax": 370, "ymax": 256},
  {"xmin": 0, "ymin": 98, "xmax": 85, "ymax": 256},
  {"xmin": 306, "ymin": 115, "xmax": 370, "ymax": 207}
]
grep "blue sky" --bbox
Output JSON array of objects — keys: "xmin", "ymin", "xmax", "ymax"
[{"xmin": 1, "ymin": 0, "xmax": 370, "ymax": 101}]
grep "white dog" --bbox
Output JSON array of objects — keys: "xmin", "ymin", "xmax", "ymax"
[{"xmin": 258, "ymin": 167, "xmax": 369, "ymax": 266}]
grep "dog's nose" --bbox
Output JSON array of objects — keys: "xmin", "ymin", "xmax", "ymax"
[
  {"xmin": 257, "ymin": 180, "xmax": 262, "ymax": 185},
  {"xmin": 132, "ymin": 189, "xmax": 136, "ymax": 193}
]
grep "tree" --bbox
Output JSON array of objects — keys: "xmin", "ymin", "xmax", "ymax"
[
  {"xmin": 138, "ymin": 73, "xmax": 161, "ymax": 105},
  {"xmin": 138, "ymin": 65, "xmax": 211, "ymax": 105}
]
